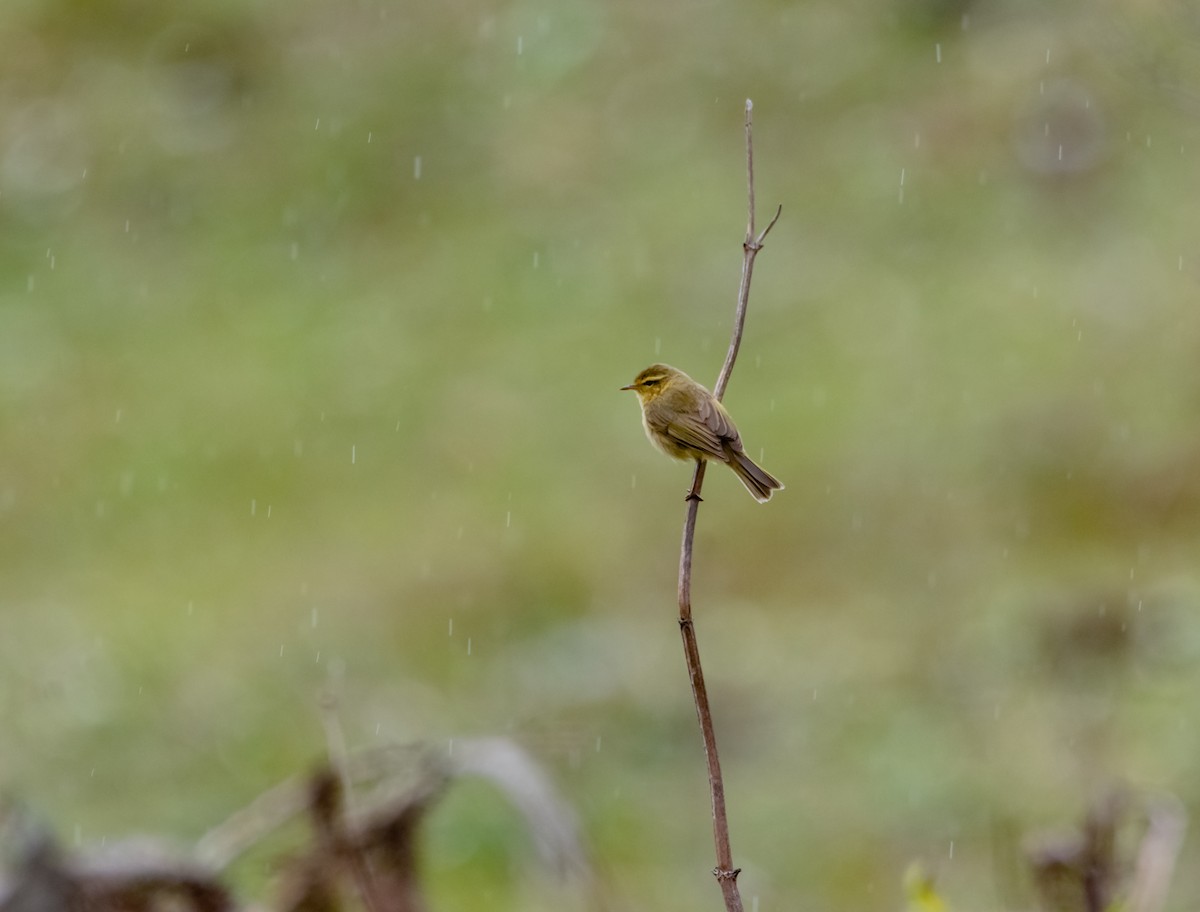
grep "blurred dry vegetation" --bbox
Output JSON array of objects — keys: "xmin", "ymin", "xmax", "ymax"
[{"xmin": 2, "ymin": 0, "xmax": 1200, "ymax": 909}]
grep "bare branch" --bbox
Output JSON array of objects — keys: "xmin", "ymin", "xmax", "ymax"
[{"xmin": 678, "ymin": 97, "xmax": 779, "ymax": 912}]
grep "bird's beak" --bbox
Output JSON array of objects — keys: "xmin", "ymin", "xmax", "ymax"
[{"xmin": 619, "ymin": 383, "xmax": 636, "ymax": 391}]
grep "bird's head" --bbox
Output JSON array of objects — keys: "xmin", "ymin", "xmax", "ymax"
[{"xmin": 620, "ymin": 364, "xmax": 683, "ymax": 403}]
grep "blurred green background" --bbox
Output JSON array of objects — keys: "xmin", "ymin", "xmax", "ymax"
[{"xmin": 3, "ymin": 0, "xmax": 1200, "ymax": 908}]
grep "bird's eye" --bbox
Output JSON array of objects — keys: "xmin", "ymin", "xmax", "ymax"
[{"xmin": 644, "ymin": 378, "xmax": 660, "ymax": 386}]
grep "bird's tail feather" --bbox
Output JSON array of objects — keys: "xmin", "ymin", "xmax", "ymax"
[{"xmin": 728, "ymin": 451, "xmax": 784, "ymax": 503}]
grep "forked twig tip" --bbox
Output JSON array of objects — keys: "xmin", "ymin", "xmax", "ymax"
[{"xmin": 756, "ymin": 204, "xmax": 783, "ymax": 244}]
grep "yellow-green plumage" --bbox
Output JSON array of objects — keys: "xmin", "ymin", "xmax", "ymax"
[{"xmin": 621, "ymin": 363, "xmax": 783, "ymax": 503}]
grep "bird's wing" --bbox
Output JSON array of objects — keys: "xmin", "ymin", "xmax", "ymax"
[
  {"xmin": 664, "ymin": 397, "xmax": 741, "ymax": 461},
  {"xmin": 702, "ymin": 396, "xmax": 741, "ymax": 447}
]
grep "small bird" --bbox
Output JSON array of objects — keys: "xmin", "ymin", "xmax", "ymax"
[{"xmin": 621, "ymin": 363, "xmax": 784, "ymax": 503}]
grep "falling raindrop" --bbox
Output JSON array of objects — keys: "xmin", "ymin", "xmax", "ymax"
[
  {"xmin": 935, "ymin": 43, "xmax": 941, "ymax": 63},
  {"xmin": 414, "ymin": 155, "xmax": 422, "ymax": 179},
  {"xmin": 351, "ymin": 445, "xmax": 356, "ymax": 464},
  {"xmin": 467, "ymin": 637, "xmax": 472, "ymax": 656},
  {"xmin": 449, "ymin": 618, "xmax": 454, "ymax": 636},
  {"xmin": 251, "ymin": 499, "xmax": 257, "ymax": 517}
]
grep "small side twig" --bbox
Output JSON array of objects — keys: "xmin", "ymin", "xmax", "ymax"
[
  {"xmin": 678, "ymin": 98, "xmax": 780, "ymax": 912},
  {"xmin": 320, "ymin": 688, "xmax": 355, "ymax": 814}
]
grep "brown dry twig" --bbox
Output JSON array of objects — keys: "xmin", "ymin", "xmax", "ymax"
[
  {"xmin": 276, "ymin": 767, "xmax": 440, "ymax": 912},
  {"xmin": 193, "ymin": 737, "xmax": 594, "ymax": 910},
  {"xmin": 1026, "ymin": 790, "xmax": 1187, "ymax": 912},
  {"xmin": 0, "ymin": 818, "xmax": 233, "ymax": 912},
  {"xmin": 677, "ymin": 98, "xmax": 780, "ymax": 912}
]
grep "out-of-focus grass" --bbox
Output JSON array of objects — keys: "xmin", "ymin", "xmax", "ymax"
[{"xmin": 2, "ymin": 0, "xmax": 1200, "ymax": 908}]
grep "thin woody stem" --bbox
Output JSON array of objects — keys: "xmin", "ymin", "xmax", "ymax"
[
  {"xmin": 677, "ymin": 97, "xmax": 778, "ymax": 912},
  {"xmin": 714, "ymin": 105, "xmax": 781, "ymax": 404}
]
